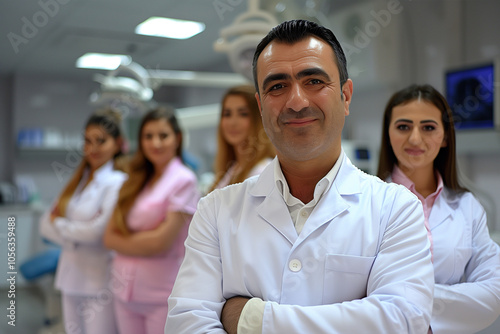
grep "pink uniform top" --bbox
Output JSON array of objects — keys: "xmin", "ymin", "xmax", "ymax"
[{"xmin": 112, "ymin": 157, "xmax": 200, "ymax": 304}]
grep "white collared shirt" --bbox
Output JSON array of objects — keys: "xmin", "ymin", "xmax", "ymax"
[{"xmin": 274, "ymin": 152, "xmax": 343, "ymax": 234}]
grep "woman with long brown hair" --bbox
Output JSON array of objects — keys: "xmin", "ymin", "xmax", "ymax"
[
  {"xmin": 377, "ymin": 84, "xmax": 500, "ymax": 333},
  {"xmin": 39, "ymin": 108, "xmax": 127, "ymax": 334},
  {"xmin": 104, "ymin": 107, "xmax": 199, "ymax": 334},
  {"xmin": 209, "ymin": 85, "xmax": 275, "ymax": 192}
]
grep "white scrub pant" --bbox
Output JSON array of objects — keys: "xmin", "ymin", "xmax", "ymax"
[{"xmin": 62, "ymin": 293, "xmax": 117, "ymax": 334}]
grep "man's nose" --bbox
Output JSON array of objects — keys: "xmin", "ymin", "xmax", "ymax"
[{"xmin": 285, "ymin": 84, "xmax": 309, "ymax": 112}]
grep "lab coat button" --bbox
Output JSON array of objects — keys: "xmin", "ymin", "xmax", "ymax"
[
  {"xmin": 289, "ymin": 259, "xmax": 302, "ymax": 272},
  {"xmin": 301, "ymin": 211, "xmax": 308, "ymax": 217}
]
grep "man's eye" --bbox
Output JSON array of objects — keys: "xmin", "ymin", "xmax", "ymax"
[{"xmin": 269, "ymin": 83, "xmax": 284, "ymax": 91}]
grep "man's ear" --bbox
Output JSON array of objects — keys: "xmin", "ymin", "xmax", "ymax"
[
  {"xmin": 255, "ymin": 92, "xmax": 262, "ymax": 116},
  {"xmin": 342, "ymin": 79, "xmax": 353, "ymax": 116}
]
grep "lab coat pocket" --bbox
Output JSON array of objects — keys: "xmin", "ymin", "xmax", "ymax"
[{"xmin": 323, "ymin": 254, "xmax": 375, "ymax": 304}]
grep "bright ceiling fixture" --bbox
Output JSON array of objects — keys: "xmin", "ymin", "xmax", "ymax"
[
  {"xmin": 92, "ymin": 61, "xmax": 154, "ymax": 103},
  {"xmin": 213, "ymin": 0, "xmax": 278, "ymax": 81},
  {"xmin": 135, "ymin": 17, "xmax": 205, "ymax": 40},
  {"xmin": 76, "ymin": 53, "xmax": 132, "ymax": 70}
]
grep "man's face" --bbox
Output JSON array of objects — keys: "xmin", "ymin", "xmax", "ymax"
[{"xmin": 255, "ymin": 36, "xmax": 353, "ymax": 164}]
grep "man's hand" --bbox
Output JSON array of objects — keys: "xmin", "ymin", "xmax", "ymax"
[{"xmin": 221, "ymin": 296, "xmax": 250, "ymax": 334}]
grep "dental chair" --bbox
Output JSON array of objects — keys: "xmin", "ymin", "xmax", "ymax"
[{"xmin": 19, "ymin": 241, "xmax": 63, "ymax": 332}]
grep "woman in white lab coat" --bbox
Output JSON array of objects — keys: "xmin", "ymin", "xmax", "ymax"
[
  {"xmin": 209, "ymin": 85, "xmax": 275, "ymax": 192},
  {"xmin": 377, "ymin": 84, "xmax": 500, "ymax": 334},
  {"xmin": 40, "ymin": 109, "xmax": 127, "ymax": 334}
]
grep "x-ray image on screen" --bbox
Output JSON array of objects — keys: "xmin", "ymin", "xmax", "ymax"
[{"xmin": 446, "ymin": 64, "xmax": 495, "ymax": 129}]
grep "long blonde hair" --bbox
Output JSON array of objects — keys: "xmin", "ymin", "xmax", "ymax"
[
  {"xmin": 210, "ymin": 85, "xmax": 275, "ymax": 191},
  {"xmin": 55, "ymin": 108, "xmax": 125, "ymax": 217},
  {"xmin": 113, "ymin": 107, "xmax": 184, "ymax": 235}
]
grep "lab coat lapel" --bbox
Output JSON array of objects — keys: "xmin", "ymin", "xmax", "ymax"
[
  {"xmin": 429, "ymin": 187, "xmax": 455, "ymax": 231},
  {"xmin": 256, "ymin": 188, "xmax": 299, "ymax": 245},
  {"xmin": 250, "ymin": 159, "xmax": 298, "ymax": 245}
]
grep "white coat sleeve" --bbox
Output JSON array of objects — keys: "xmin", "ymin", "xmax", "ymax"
[
  {"xmin": 430, "ymin": 205, "xmax": 500, "ymax": 334},
  {"xmin": 53, "ymin": 181, "xmax": 124, "ymax": 245},
  {"xmin": 166, "ymin": 196, "xmax": 227, "ymax": 333},
  {"xmin": 39, "ymin": 206, "xmax": 65, "ymax": 246},
  {"xmin": 166, "ymin": 189, "xmax": 434, "ymax": 334}
]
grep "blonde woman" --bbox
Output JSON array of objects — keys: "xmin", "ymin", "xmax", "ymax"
[
  {"xmin": 39, "ymin": 109, "xmax": 127, "ymax": 334},
  {"xmin": 104, "ymin": 107, "xmax": 199, "ymax": 334},
  {"xmin": 210, "ymin": 85, "xmax": 275, "ymax": 191}
]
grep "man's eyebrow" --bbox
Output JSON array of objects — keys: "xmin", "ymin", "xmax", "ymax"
[
  {"xmin": 296, "ymin": 68, "xmax": 330, "ymax": 80},
  {"xmin": 261, "ymin": 68, "xmax": 331, "ymax": 91},
  {"xmin": 262, "ymin": 73, "xmax": 291, "ymax": 91}
]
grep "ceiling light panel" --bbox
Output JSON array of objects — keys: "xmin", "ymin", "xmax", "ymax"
[
  {"xmin": 135, "ymin": 17, "xmax": 205, "ymax": 40},
  {"xmin": 76, "ymin": 53, "xmax": 132, "ymax": 70}
]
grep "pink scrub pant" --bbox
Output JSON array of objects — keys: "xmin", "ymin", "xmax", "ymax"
[{"xmin": 114, "ymin": 299, "xmax": 169, "ymax": 334}]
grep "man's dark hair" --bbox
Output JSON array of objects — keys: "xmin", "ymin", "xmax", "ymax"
[{"xmin": 252, "ymin": 19, "xmax": 348, "ymax": 94}]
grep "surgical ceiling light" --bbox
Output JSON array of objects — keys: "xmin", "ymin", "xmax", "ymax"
[
  {"xmin": 89, "ymin": 61, "xmax": 155, "ymax": 120},
  {"xmin": 214, "ymin": 0, "xmax": 278, "ymax": 81},
  {"xmin": 92, "ymin": 61, "xmax": 154, "ymax": 102},
  {"xmin": 76, "ymin": 53, "xmax": 132, "ymax": 70},
  {"xmin": 135, "ymin": 17, "xmax": 205, "ymax": 40}
]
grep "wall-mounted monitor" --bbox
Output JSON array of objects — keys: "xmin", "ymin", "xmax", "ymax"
[{"xmin": 445, "ymin": 59, "xmax": 499, "ymax": 130}]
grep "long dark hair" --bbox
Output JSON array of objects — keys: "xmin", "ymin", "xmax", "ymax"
[
  {"xmin": 377, "ymin": 84, "xmax": 468, "ymax": 193},
  {"xmin": 56, "ymin": 108, "xmax": 124, "ymax": 217}
]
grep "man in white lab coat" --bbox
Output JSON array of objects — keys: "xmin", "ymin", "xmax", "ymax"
[{"xmin": 165, "ymin": 20, "xmax": 434, "ymax": 334}]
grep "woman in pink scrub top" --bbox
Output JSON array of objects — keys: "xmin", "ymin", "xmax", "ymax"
[
  {"xmin": 104, "ymin": 107, "xmax": 200, "ymax": 334},
  {"xmin": 377, "ymin": 84, "xmax": 500, "ymax": 333}
]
